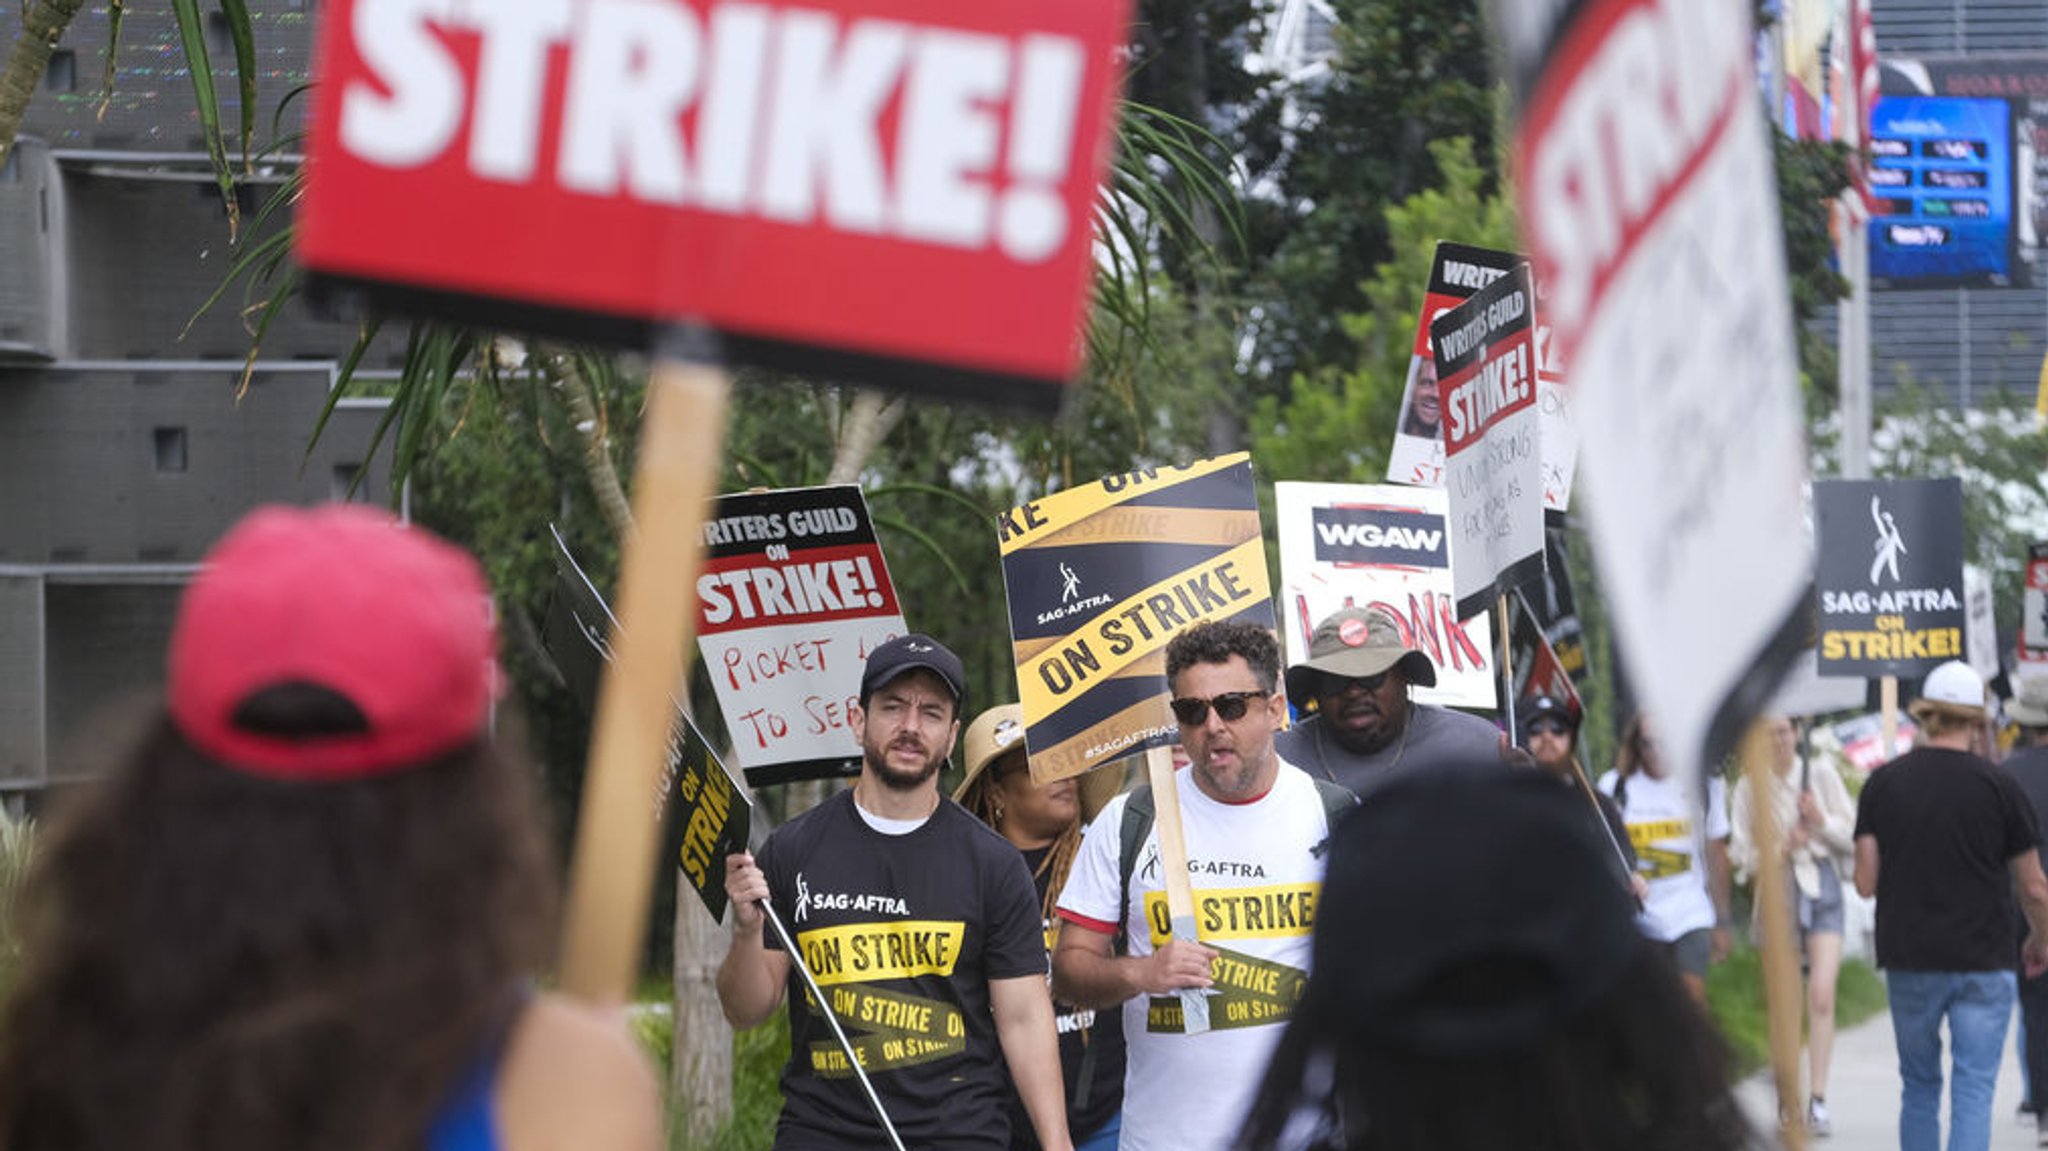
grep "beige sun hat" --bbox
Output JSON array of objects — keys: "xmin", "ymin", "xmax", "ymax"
[
  {"xmin": 1283, "ymin": 605, "xmax": 1437, "ymax": 704},
  {"xmin": 951, "ymin": 703, "xmax": 1127, "ymax": 821},
  {"xmin": 2009, "ymin": 672, "xmax": 2048, "ymax": 727}
]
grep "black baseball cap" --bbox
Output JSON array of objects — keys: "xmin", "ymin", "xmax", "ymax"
[
  {"xmin": 860, "ymin": 634, "xmax": 966, "ymax": 705},
  {"xmin": 1518, "ymin": 694, "xmax": 1578, "ymax": 736}
]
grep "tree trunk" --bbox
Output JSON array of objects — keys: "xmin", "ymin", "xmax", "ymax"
[
  {"xmin": 825, "ymin": 388, "xmax": 907, "ymax": 486},
  {"xmin": 672, "ymin": 897, "xmax": 735, "ymax": 1143},
  {"xmin": 552, "ymin": 359, "xmax": 636, "ymax": 540},
  {"xmin": 0, "ymin": 0, "xmax": 86, "ymax": 169}
]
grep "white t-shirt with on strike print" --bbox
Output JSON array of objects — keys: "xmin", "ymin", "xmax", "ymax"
[
  {"xmin": 1056, "ymin": 762, "xmax": 1333, "ymax": 1151},
  {"xmin": 1599, "ymin": 768, "xmax": 1730, "ymax": 942}
]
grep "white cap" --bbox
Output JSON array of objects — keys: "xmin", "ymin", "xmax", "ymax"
[{"xmin": 1919, "ymin": 660, "xmax": 1987, "ymax": 711}]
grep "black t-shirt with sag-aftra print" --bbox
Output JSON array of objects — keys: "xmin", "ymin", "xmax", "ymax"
[{"xmin": 760, "ymin": 791, "xmax": 1047, "ymax": 1151}]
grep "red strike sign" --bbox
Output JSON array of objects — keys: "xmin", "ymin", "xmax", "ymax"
[{"xmin": 298, "ymin": 0, "xmax": 1130, "ymax": 401}]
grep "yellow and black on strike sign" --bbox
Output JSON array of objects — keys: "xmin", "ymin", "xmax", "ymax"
[
  {"xmin": 1814, "ymin": 478, "xmax": 1966, "ymax": 678},
  {"xmin": 998, "ymin": 455, "xmax": 1275, "ymax": 782}
]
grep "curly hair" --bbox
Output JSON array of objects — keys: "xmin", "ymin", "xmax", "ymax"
[
  {"xmin": 1165, "ymin": 619, "xmax": 1281, "ymax": 695},
  {"xmin": 0, "ymin": 709, "xmax": 557, "ymax": 1151}
]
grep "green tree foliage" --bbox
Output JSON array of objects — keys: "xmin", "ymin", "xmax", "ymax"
[
  {"xmin": 1249, "ymin": 136, "xmax": 1514, "ymax": 487},
  {"xmin": 1871, "ymin": 384, "xmax": 2048, "ymax": 627},
  {"xmin": 1245, "ymin": 0, "xmax": 1498, "ymax": 386}
]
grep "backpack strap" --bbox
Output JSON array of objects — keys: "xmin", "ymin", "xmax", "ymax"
[
  {"xmin": 1112, "ymin": 778, "xmax": 1353, "ymax": 951},
  {"xmin": 1113, "ymin": 784, "xmax": 1156, "ymax": 957}
]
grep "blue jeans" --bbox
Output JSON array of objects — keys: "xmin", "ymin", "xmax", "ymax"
[
  {"xmin": 1076, "ymin": 1112, "xmax": 1119, "ymax": 1151},
  {"xmin": 1889, "ymin": 970, "xmax": 2017, "ymax": 1151}
]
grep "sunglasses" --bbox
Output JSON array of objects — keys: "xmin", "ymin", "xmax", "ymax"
[
  {"xmin": 1170, "ymin": 691, "xmax": 1268, "ymax": 725},
  {"xmin": 1321, "ymin": 670, "xmax": 1389, "ymax": 695},
  {"xmin": 1526, "ymin": 717, "xmax": 1572, "ymax": 736}
]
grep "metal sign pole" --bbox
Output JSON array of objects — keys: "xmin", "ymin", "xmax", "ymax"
[{"xmin": 758, "ymin": 900, "xmax": 909, "ymax": 1151}]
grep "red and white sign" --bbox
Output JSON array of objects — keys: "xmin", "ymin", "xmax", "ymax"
[
  {"xmin": 1389, "ymin": 242, "xmax": 1577, "ymax": 513},
  {"xmin": 1500, "ymin": 0, "xmax": 1811, "ymax": 799},
  {"xmin": 695, "ymin": 485, "xmax": 905, "ymax": 784},
  {"xmin": 2024, "ymin": 542, "xmax": 2048, "ymax": 665},
  {"xmin": 1430, "ymin": 263, "xmax": 1545, "ymax": 619},
  {"xmin": 299, "ymin": 0, "xmax": 1131, "ymax": 402}
]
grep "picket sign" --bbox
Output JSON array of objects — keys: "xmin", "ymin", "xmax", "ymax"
[
  {"xmin": 1142, "ymin": 744, "xmax": 1210, "ymax": 1033},
  {"xmin": 302, "ymin": 0, "xmax": 1134, "ymax": 1018},
  {"xmin": 559, "ymin": 355, "xmax": 732, "ymax": 1001}
]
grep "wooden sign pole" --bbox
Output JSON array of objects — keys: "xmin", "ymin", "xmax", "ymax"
[
  {"xmin": 1144, "ymin": 743, "xmax": 1211, "ymax": 1034},
  {"xmin": 1880, "ymin": 675, "xmax": 1899, "ymax": 759},
  {"xmin": 559, "ymin": 357, "xmax": 731, "ymax": 1003},
  {"xmin": 1741, "ymin": 720, "xmax": 1807, "ymax": 1150}
]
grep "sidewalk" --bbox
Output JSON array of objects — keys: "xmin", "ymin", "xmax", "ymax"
[{"xmin": 1736, "ymin": 1008, "xmax": 2036, "ymax": 1148}]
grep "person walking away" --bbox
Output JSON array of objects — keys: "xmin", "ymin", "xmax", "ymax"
[
  {"xmin": 955, "ymin": 704, "xmax": 1125, "ymax": 1151},
  {"xmin": 1728, "ymin": 714, "xmax": 1857, "ymax": 1137},
  {"xmin": 0, "ymin": 503, "xmax": 662, "ymax": 1151},
  {"xmin": 2003, "ymin": 676, "xmax": 2048, "ymax": 1145},
  {"xmin": 1855, "ymin": 660, "xmax": 2048, "ymax": 1151}
]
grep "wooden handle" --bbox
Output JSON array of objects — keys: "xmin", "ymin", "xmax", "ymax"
[
  {"xmin": 559, "ymin": 359, "xmax": 731, "ymax": 1003},
  {"xmin": 1144, "ymin": 743, "xmax": 1210, "ymax": 1034},
  {"xmin": 1741, "ymin": 720, "xmax": 1807, "ymax": 1151}
]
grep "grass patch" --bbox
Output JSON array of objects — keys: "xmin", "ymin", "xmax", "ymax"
[
  {"xmin": 630, "ymin": 999, "xmax": 788, "ymax": 1151},
  {"xmin": 1707, "ymin": 942, "xmax": 1885, "ymax": 1075}
]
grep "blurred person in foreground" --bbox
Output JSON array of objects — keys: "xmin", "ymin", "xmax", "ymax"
[
  {"xmin": 955, "ymin": 704, "xmax": 1126, "ymax": 1151},
  {"xmin": 1598, "ymin": 713, "xmax": 1732, "ymax": 1006},
  {"xmin": 1856, "ymin": 660, "xmax": 2048, "ymax": 1151},
  {"xmin": 2006, "ymin": 676, "xmax": 2048, "ymax": 1140},
  {"xmin": 0, "ymin": 504, "xmax": 660, "ymax": 1151},
  {"xmin": 1728, "ymin": 714, "xmax": 1856, "ymax": 1137},
  {"xmin": 1235, "ymin": 762, "xmax": 1763, "ymax": 1151}
]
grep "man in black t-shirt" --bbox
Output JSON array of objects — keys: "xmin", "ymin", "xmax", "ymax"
[
  {"xmin": 717, "ymin": 636, "xmax": 1073, "ymax": 1151},
  {"xmin": 1855, "ymin": 661, "xmax": 2048, "ymax": 1151},
  {"xmin": 2003, "ymin": 678, "xmax": 2048, "ymax": 1138}
]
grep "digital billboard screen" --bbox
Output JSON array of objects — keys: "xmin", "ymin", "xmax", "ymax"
[{"xmin": 1867, "ymin": 95, "xmax": 2014, "ymax": 286}]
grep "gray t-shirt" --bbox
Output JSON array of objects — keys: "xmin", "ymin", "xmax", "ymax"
[{"xmin": 1274, "ymin": 704, "xmax": 1501, "ymax": 798}]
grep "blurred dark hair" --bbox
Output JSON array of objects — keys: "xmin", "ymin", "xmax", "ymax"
[
  {"xmin": 1235, "ymin": 946, "xmax": 1759, "ymax": 1151},
  {"xmin": 1166, "ymin": 620, "xmax": 1282, "ymax": 695},
  {"xmin": 0, "ymin": 701, "xmax": 557, "ymax": 1151}
]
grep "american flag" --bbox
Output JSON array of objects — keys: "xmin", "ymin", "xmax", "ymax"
[{"xmin": 1830, "ymin": 0, "xmax": 1879, "ymax": 220}]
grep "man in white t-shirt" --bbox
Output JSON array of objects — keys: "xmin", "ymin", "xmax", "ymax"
[
  {"xmin": 1596, "ymin": 716, "xmax": 1732, "ymax": 1005},
  {"xmin": 1051, "ymin": 620, "xmax": 1344, "ymax": 1151}
]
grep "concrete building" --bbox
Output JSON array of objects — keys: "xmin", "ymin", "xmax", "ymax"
[{"xmin": 1, "ymin": 3, "xmax": 403, "ymax": 795}]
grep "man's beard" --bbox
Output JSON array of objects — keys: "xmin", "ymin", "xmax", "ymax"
[{"xmin": 866, "ymin": 738, "xmax": 945, "ymax": 791}]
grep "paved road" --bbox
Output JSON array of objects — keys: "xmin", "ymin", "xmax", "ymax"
[{"xmin": 1736, "ymin": 1007, "xmax": 2038, "ymax": 1148}]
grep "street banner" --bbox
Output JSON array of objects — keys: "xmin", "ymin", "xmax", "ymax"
[
  {"xmin": 696, "ymin": 486, "xmax": 907, "ymax": 785},
  {"xmin": 1814, "ymin": 478, "xmax": 1966, "ymax": 678},
  {"xmin": 998, "ymin": 455, "xmax": 1275, "ymax": 781},
  {"xmin": 1492, "ymin": 0, "xmax": 1813, "ymax": 794},
  {"xmin": 1389, "ymin": 243, "xmax": 1578, "ymax": 515},
  {"xmin": 1430, "ymin": 263, "xmax": 1546, "ymax": 619},
  {"xmin": 299, "ymin": 0, "xmax": 1133, "ymax": 405},
  {"xmin": 545, "ymin": 528, "xmax": 751, "ymax": 923},
  {"xmin": 1508, "ymin": 589, "xmax": 1580, "ymax": 713},
  {"xmin": 1274, "ymin": 481, "xmax": 1496, "ymax": 709},
  {"xmin": 2023, "ymin": 542, "xmax": 2048, "ymax": 665}
]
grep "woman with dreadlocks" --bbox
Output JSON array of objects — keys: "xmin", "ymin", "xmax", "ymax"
[{"xmin": 955, "ymin": 704, "xmax": 1126, "ymax": 1151}]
